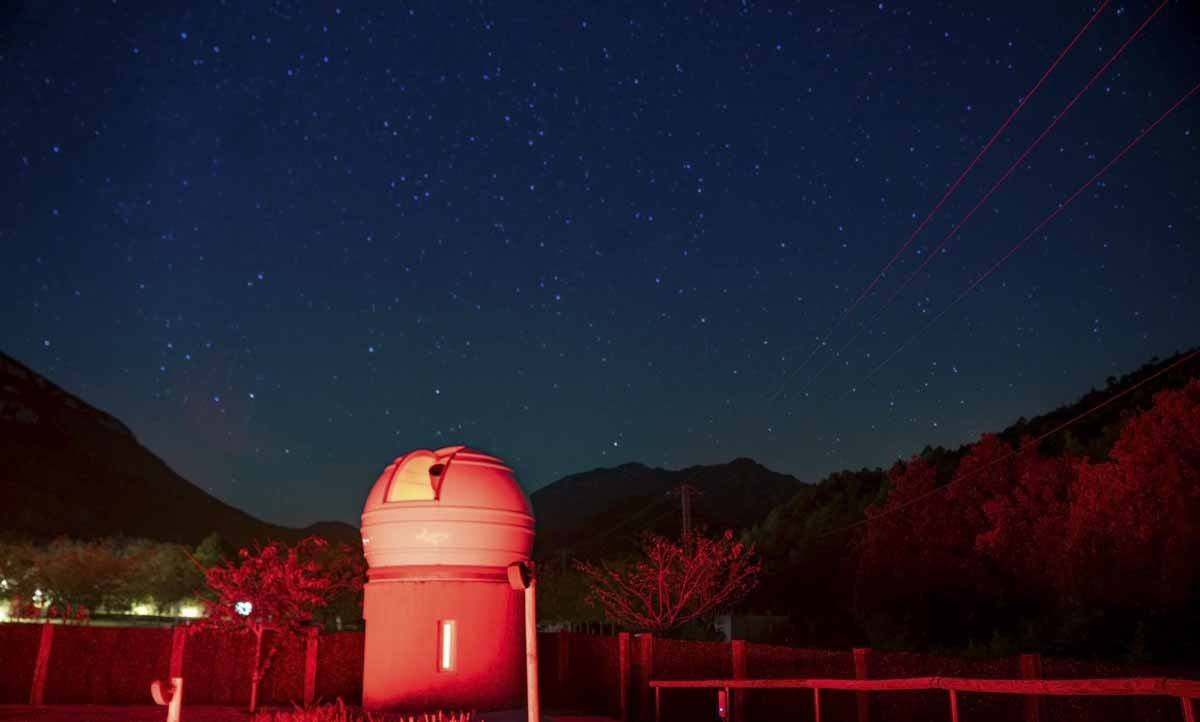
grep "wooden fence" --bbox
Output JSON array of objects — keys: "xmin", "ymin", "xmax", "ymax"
[
  {"xmin": 561, "ymin": 635, "xmax": 1200, "ymax": 722},
  {"xmin": 650, "ymin": 676, "xmax": 1200, "ymax": 722},
  {"xmin": 0, "ymin": 622, "xmax": 361, "ymax": 707},
  {"xmin": 2, "ymin": 622, "xmax": 1197, "ymax": 721}
]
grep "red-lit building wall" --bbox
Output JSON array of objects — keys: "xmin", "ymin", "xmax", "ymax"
[{"xmin": 362, "ymin": 573, "xmax": 525, "ymax": 711}]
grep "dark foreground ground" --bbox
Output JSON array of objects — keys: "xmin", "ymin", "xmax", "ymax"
[
  {"xmin": 0, "ymin": 707, "xmax": 250, "ymax": 722},
  {"xmin": 0, "ymin": 707, "xmax": 613, "ymax": 722}
]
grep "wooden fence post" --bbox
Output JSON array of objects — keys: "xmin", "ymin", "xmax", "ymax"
[
  {"xmin": 948, "ymin": 689, "xmax": 960, "ymax": 722},
  {"xmin": 169, "ymin": 625, "xmax": 188, "ymax": 678},
  {"xmin": 304, "ymin": 627, "xmax": 320, "ymax": 706},
  {"xmin": 29, "ymin": 622, "xmax": 55, "ymax": 705},
  {"xmin": 619, "ymin": 632, "xmax": 631, "ymax": 722},
  {"xmin": 731, "ymin": 640, "xmax": 747, "ymax": 722},
  {"xmin": 1020, "ymin": 653, "xmax": 1044, "ymax": 722},
  {"xmin": 853, "ymin": 647, "xmax": 872, "ymax": 722},
  {"xmin": 558, "ymin": 629, "xmax": 570, "ymax": 691},
  {"xmin": 1181, "ymin": 696, "xmax": 1196, "ymax": 722},
  {"xmin": 639, "ymin": 634, "xmax": 655, "ymax": 722}
]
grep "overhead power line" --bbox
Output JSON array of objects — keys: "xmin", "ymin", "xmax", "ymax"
[
  {"xmin": 858, "ymin": 78, "xmax": 1200, "ymax": 386},
  {"xmin": 766, "ymin": 0, "xmax": 1112, "ymax": 404},
  {"xmin": 798, "ymin": 0, "xmax": 1169, "ymax": 396}
]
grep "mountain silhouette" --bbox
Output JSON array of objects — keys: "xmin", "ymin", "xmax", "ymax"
[
  {"xmin": 0, "ymin": 351, "xmax": 358, "ymax": 549},
  {"xmin": 532, "ymin": 456, "xmax": 804, "ymax": 560}
]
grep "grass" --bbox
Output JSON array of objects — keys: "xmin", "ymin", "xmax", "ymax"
[{"xmin": 252, "ymin": 700, "xmax": 476, "ymax": 722}]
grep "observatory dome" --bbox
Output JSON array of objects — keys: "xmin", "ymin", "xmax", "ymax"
[{"xmin": 360, "ymin": 445, "xmax": 534, "ymax": 570}]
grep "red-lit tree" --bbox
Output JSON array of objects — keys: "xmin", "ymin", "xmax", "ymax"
[
  {"xmin": 975, "ymin": 442, "xmax": 1076, "ymax": 602},
  {"xmin": 576, "ymin": 530, "xmax": 760, "ymax": 634},
  {"xmin": 855, "ymin": 455, "xmax": 943, "ymax": 645},
  {"xmin": 1061, "ymin": 379, "xmax": 1200, "ymax": 608},
  {"xmin": 200, "ymin": 536, "xmax": 363, "ymax": 712},
  {"xmin": 856, "ymin": 440, "xmax": 1016, "ymax": 647}
]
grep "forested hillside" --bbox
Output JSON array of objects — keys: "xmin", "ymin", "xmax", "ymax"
[
  {"xmin": 747, "ymin": 348, "xmax": 1200, "ymax": 661},
  {"xmin": 0, "ymin": 351, "xmax": 359, "ymax": 549}
]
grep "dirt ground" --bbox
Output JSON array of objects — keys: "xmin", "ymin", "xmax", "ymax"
[
  {"xmin": 0, "ymin": 707, "xmax": 252, "ymax": 722},
  {"xmin": 0, "ymin": 707, "xmax": 615, "ymax": 722}
]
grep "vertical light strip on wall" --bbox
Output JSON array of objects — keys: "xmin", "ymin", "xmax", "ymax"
[{"xmin": 439, "ymin": 620, "xmax": 456, "ymax": 671}]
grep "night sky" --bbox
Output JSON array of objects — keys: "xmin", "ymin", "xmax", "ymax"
[{"xmin": 2, "ymin": 1, "xmax": 1197, "ymax": 527}]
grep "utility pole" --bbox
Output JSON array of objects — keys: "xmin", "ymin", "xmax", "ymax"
[
  {"xmin": 672, "ymin": 483, "xmax": 700, "ymax": 537},
  {"xmin": 681, "ymin": 484, "xmax": 693, "ymax": 537}
]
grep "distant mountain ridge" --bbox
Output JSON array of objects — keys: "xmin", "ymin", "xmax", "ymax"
[
  {"xmin": 531, "ymin": 455, "xmax": 806, "ymax": 560},
  {"xmin": 531, "ymin": 348, "xmax": 1200, "ymax": 565},
  {"xmin": 7, "ymin": 345, "xmax": 1194, "ymax": 565},
  {"xmin": 0, "ymin": 351, "xmax": 359, "ymax": 549}
]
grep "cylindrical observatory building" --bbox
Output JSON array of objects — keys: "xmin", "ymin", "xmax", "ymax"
[{"xmin": 360, "ymin": 445, "xmax": 535, "ymax": 712}]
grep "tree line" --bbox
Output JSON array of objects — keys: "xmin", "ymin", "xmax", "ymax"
[
  {"xmin": 0, "ymin": 534, "xmax": 224, "ymax": 620},
  {"xmin": 0, "ymin": 532, "xmax": 364, "ymax": 630},
  {"xmin": 536, "ymin": 355, "xmax": 1200, "ymax": 662},
  {"xmin": 747, "ymin": 377, "xmax": 1200, "ymax": 662}
]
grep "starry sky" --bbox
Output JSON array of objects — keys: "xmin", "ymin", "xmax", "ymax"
[{"xmin": 2, "ymin": 1, "xmax": 1198, "ymax": 527}]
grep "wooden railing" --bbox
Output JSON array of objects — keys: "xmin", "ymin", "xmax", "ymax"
[{"xmin": 650, "ymin": 676, "xmax": 1200, "ymax": 722}]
